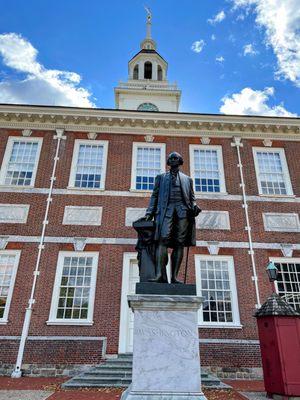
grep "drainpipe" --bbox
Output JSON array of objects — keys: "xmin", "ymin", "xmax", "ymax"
[
  {"xmin": 231, "ymin": 137, "xmax": 261, "ymax": 308},
  {"xmin": 11, "ymin": 129, "xmax": 65, "ymax": 378}
]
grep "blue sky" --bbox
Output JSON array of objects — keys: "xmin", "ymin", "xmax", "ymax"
[{"xmin": 0, "ymin": 0, "xmax": 299, "ymax": 116}]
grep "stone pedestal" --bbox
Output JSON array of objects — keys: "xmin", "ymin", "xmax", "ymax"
[{"xmin": 121, "ymin": 295, "xmax": 207, "ymax": 400}]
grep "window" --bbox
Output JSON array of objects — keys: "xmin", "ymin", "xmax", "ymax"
[
  {"xmin": 190, "ymin": 145, "xmax": 226, "ymax": 193},
  {"xmin": 131, "ymin": 143, "xmax": 165, "ymax": 191},
  {"xmin": 253, "ymin": 148, "xmax": 293, "ymax": 196},
  {"xmin": 137, "ymin": 103, "xmax": 159, "ymax": 112},
  {"xmin": 144, "ymin": 61, "xmax": 152, "ymax": 79},
  {"xmin": 0, "ymin": 251, "xmax": 20, "ymax": 323},
  {"xmin": 271, "ymin": 258, "xmax": 300, "ymax": 312},
  {"xmin": 0, "ymin": 137, "xmax": 42, "ymax": 187},
  {"xmin": 195, "ymin": 255, "xmax": 240, "ymax": 327},
  {"xmin": 133, "ymin": 64, "xmax": 139, "ymax": 80},
  {"xmin": 48, "ymin": 251, "xmax": 98, "ymax": 325},
  {"xmin": 157, "ymin": 65, "xmax": 163, "ymax": 81},
  {"xmin": 69, "ymin": 140, "xmax": 108, "ymax": 189}
]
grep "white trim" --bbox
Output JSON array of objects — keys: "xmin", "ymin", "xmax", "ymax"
[
  {"xmin": 0, "ymin": 250, "xmax": 21, "ymax": 323},
  {"xmin": 252, "ymin": 147, "xmax": 293, "ymax": 196},
  {"xmin": 68, "ymin": 139, "xmax": 109, "ymax": 190},
  {"xmin": 0, "ymin": 136, "xmax": 43, "ymax": 187},
  {"xmin": 5, "ymin": 235, "xmax": 300, "ymax": 251},
  {"xmin": 130, "ymin": 142, "xmax": 166, "ymax": 191},
  {"xmin": 189, "ymin": 144, "xmax": 227, "ymax": 194},
  {"xmin": 2, "ymin": 185, "xmax": 300, "ymax": 203},
  {"xmin": 118, "ymin": 252, "xmax": 138, "ymax": 353},
  {"xmin": 194, "ymin": 254, "xmax": 241, "ymax": 328},
  {"xmin": 48, "ymin": 251, "xmax": 99, "ymax": 325}
]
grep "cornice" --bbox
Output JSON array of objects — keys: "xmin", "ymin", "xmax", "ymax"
[{"xmin": 0, "ymin": 104, "xmax": 299, "ymax": 140}]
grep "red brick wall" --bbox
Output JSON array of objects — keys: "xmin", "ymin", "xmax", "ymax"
[{"xmin": 0, "ymin": 127, "xmax": 299, "ymax": 369}]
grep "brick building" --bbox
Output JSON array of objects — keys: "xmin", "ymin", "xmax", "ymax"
[{"xmin": 0, "ymin": 16, "xmax": 300, "ymax": 379}]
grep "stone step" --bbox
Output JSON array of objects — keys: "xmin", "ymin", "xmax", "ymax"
[
  {"xmin": 62, "ymin": 354, "xmax": 228, "ymax": 389},
  {"xmin": 63, "ymin": 381, "xmax": 130, "ymax": 388},
  {"xmin": 85, "ymin": 371, "xmax": 133, "ymax": 378},
  {"xmin": 92, "ymin": 366, "xmax": 133, "ymax": 372},
  {"xmin": 94, "ymin": 362, "xmax": 132, "ymax": 368}
]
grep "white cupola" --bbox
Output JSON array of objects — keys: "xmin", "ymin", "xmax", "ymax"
[{"xmin": 114, "ymin": 9, "xmax": 181, "ymax": 112}]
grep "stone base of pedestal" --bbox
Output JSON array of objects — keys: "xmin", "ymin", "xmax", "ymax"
[
  {"xmin": 121, "ymin": 385, "xmax": 207, "ymax": 400},
  {"xmin": 121, "ymin": 295, "xmax": 207, "ymax": 400}
]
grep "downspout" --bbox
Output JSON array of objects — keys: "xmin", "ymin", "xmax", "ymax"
[
  {"xmin": 231, "ymin": 137, "xmax": 261, "ymax": 308},
  {"xmin": 11, "ymin": 129, "xmax": 65, "ymax": 378}
]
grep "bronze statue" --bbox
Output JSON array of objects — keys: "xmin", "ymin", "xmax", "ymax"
[{"xmin": 144, "ymin": 152, "xmax": 201, "ymax": 284}]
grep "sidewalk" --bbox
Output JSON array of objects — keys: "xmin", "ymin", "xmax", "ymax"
[{"xmin": 0, "ymin": 377, "xmax": 266, "ymax": 400}]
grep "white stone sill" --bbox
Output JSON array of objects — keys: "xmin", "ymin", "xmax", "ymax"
[
  {"xmin": 198, "ymin": 324, "xmax": 243, "ymax": 329},
  {"xmin": 66, "ymin": 186, "xmax": 105, "ymax": 192},
  {"xmin": 195, "ymin": 191, "xmax": 228, "ymax": 196},
  {"xmin": 258, "ymin": 194, "xmax": 296, "ymax": 199},
  {"xmin": 0, "ymin": 320, "xmax": 8, "ymax": 325},
  {"xmin": 46, "ymin": 320, "xmax": 94, "ymax": 326},
  {"xmin": 129, "ymin": 188, "xmax": 152, "ymax": 194},
  {"xmin": 0, "ymin": 184, "xmax": 34, "ymax": 190}
]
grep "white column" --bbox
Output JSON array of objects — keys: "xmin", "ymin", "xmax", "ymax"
[
  {"xmin": 152, "ymin": 61, "xmax": 158, "ymax": 80},
  {"xmin": 139, "ymin": 61, "xmax": 144, "ymax": 80}
]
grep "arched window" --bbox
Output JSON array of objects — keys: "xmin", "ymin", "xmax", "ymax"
[
  {"xmin": 144, "ymin": 62, "xmax": 152, "ymax": 79},
  {"xmin": 157, "ymin": 65, "xmax": 163, "ymax": 81},
  {"xmin": 137, "ymin": 103, "xmax": 159, "ymax": 112},
  {"xmin": 133, "ymin": 64, "xmax": 139, "ymax": 80}
]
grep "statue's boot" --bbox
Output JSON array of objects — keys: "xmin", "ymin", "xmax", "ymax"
[
  {"xmin": 149, "ymin": 264, "xmax": 168, "ymax": 283},
  {"xmin": 171, "ymin": 247, "xmax": 184, "ymax": 284}
]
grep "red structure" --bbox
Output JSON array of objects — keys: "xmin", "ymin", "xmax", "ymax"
[{"xmin": 255, "ymin": 293, "xmax": 300, "ymax": 398}]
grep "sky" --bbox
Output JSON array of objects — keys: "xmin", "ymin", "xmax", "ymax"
[{"xmin": 0, "ymin": 0, "xmax": 299, "ymax": 117}]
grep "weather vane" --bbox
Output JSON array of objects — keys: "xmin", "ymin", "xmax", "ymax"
[{"xmin": 144, "ymin": 5, "xmax": 152, "ymax": 22}]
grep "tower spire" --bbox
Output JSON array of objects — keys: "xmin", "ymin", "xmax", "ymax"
[
  {"xmin": 141, "ymin": 6, "xmax": 156, "ymax": 50},
  {"xmin": 144, "ymin": 6, "xmax": 152, "ymax": 39}
]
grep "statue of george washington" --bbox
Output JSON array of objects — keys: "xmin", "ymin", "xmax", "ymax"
[{"xmin": 144, "ymin": 152, "xmax": 201, "ymax": 284}]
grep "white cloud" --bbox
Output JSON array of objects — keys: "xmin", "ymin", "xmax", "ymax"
[
  {"xmin": 216, "ymin": 56, "xmax": 225, "ymax": 63},
  {"xmin": 211, "ymin": 34, "xmax": 216, "ymax": 41},
  {"xmin": 0, "ymin": 33, "xmax": 95, "ymax": 107},
  {"xmin": 243, "ymin": 43, "xmax": 258, "ymax": 56},
  {"xmin": 191, "ymin": 40, "xmax": 205, "ymax": 54},
  {"xmin": 220, "ymin": 87, "xmax": 297, "ymax": 117},
  {"xmin": 232, "ymin": 0, "xmax": 300, "ymax": 86},
  {"xmin": 208, "ymin": 10, "xmax": 226, "ymax": 25}
]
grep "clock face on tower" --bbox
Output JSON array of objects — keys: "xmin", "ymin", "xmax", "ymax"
[{"xmin": 137, "ymin": 102, "xmax": 159, "ymax": 112}]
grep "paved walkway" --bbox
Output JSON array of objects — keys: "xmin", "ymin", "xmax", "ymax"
[{"xmin": 0, "ymin": 377, "xmax": 267, "ymax": 400}]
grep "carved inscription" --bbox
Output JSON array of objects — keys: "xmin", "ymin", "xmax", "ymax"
[
  {"xmin": 263, "ymin": 213, "xmax": 300, "ymax": 232},
  {"xmin": 63, "ymin": 206, "xmax": 102, "ymax": 226},
  {"xmin": 196, "ymin": 211, "xmax": 230, "ymax": 230},
  {"xmin": 0, "ymin": 204, "xmax": 29, "ymax": 223},
  {"xmin": 136, "ymin": 327, "xmax": 194, "ymax": 338},
  {"xmin": 125, "ymin": 208, "xmax": 147, "ymax": 226}
]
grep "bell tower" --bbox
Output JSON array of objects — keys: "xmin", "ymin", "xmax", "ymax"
[{"xmin": 114, "ymin": 9, "xmax": 181, "ymax": 112}]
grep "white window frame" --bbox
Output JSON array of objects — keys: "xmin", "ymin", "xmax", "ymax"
[
  {"xmin": 47, "ymin": 251, "xmax": 99, "ymax": 326},
  {"xmin": 0, "ymin": 250, "xmax": 21, "ymax": 324},
  {"xmin": 130, "ymin": 142, "xmax": 166, "ymax": 191},
  {"xmin": 68, "ymin": 139, "xmax": 109, "ymax": 190},
  {"xmin": 195, "ymin": 254, "xmax": 241, "ymax": 328},
  {"xmin": 0, "ymin": 137, "xmax": 43, "ymax": 187},
  {"xmin": 189, "ymin": 145, "xmax": 226, "ymax": 194},
  {"xmin": 270, "ymin": 257, "xmax": 300, "ymax": 311},
  {"xmin": 252, "ymin": 147, "xmax": 293, "ymax": 196}
]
